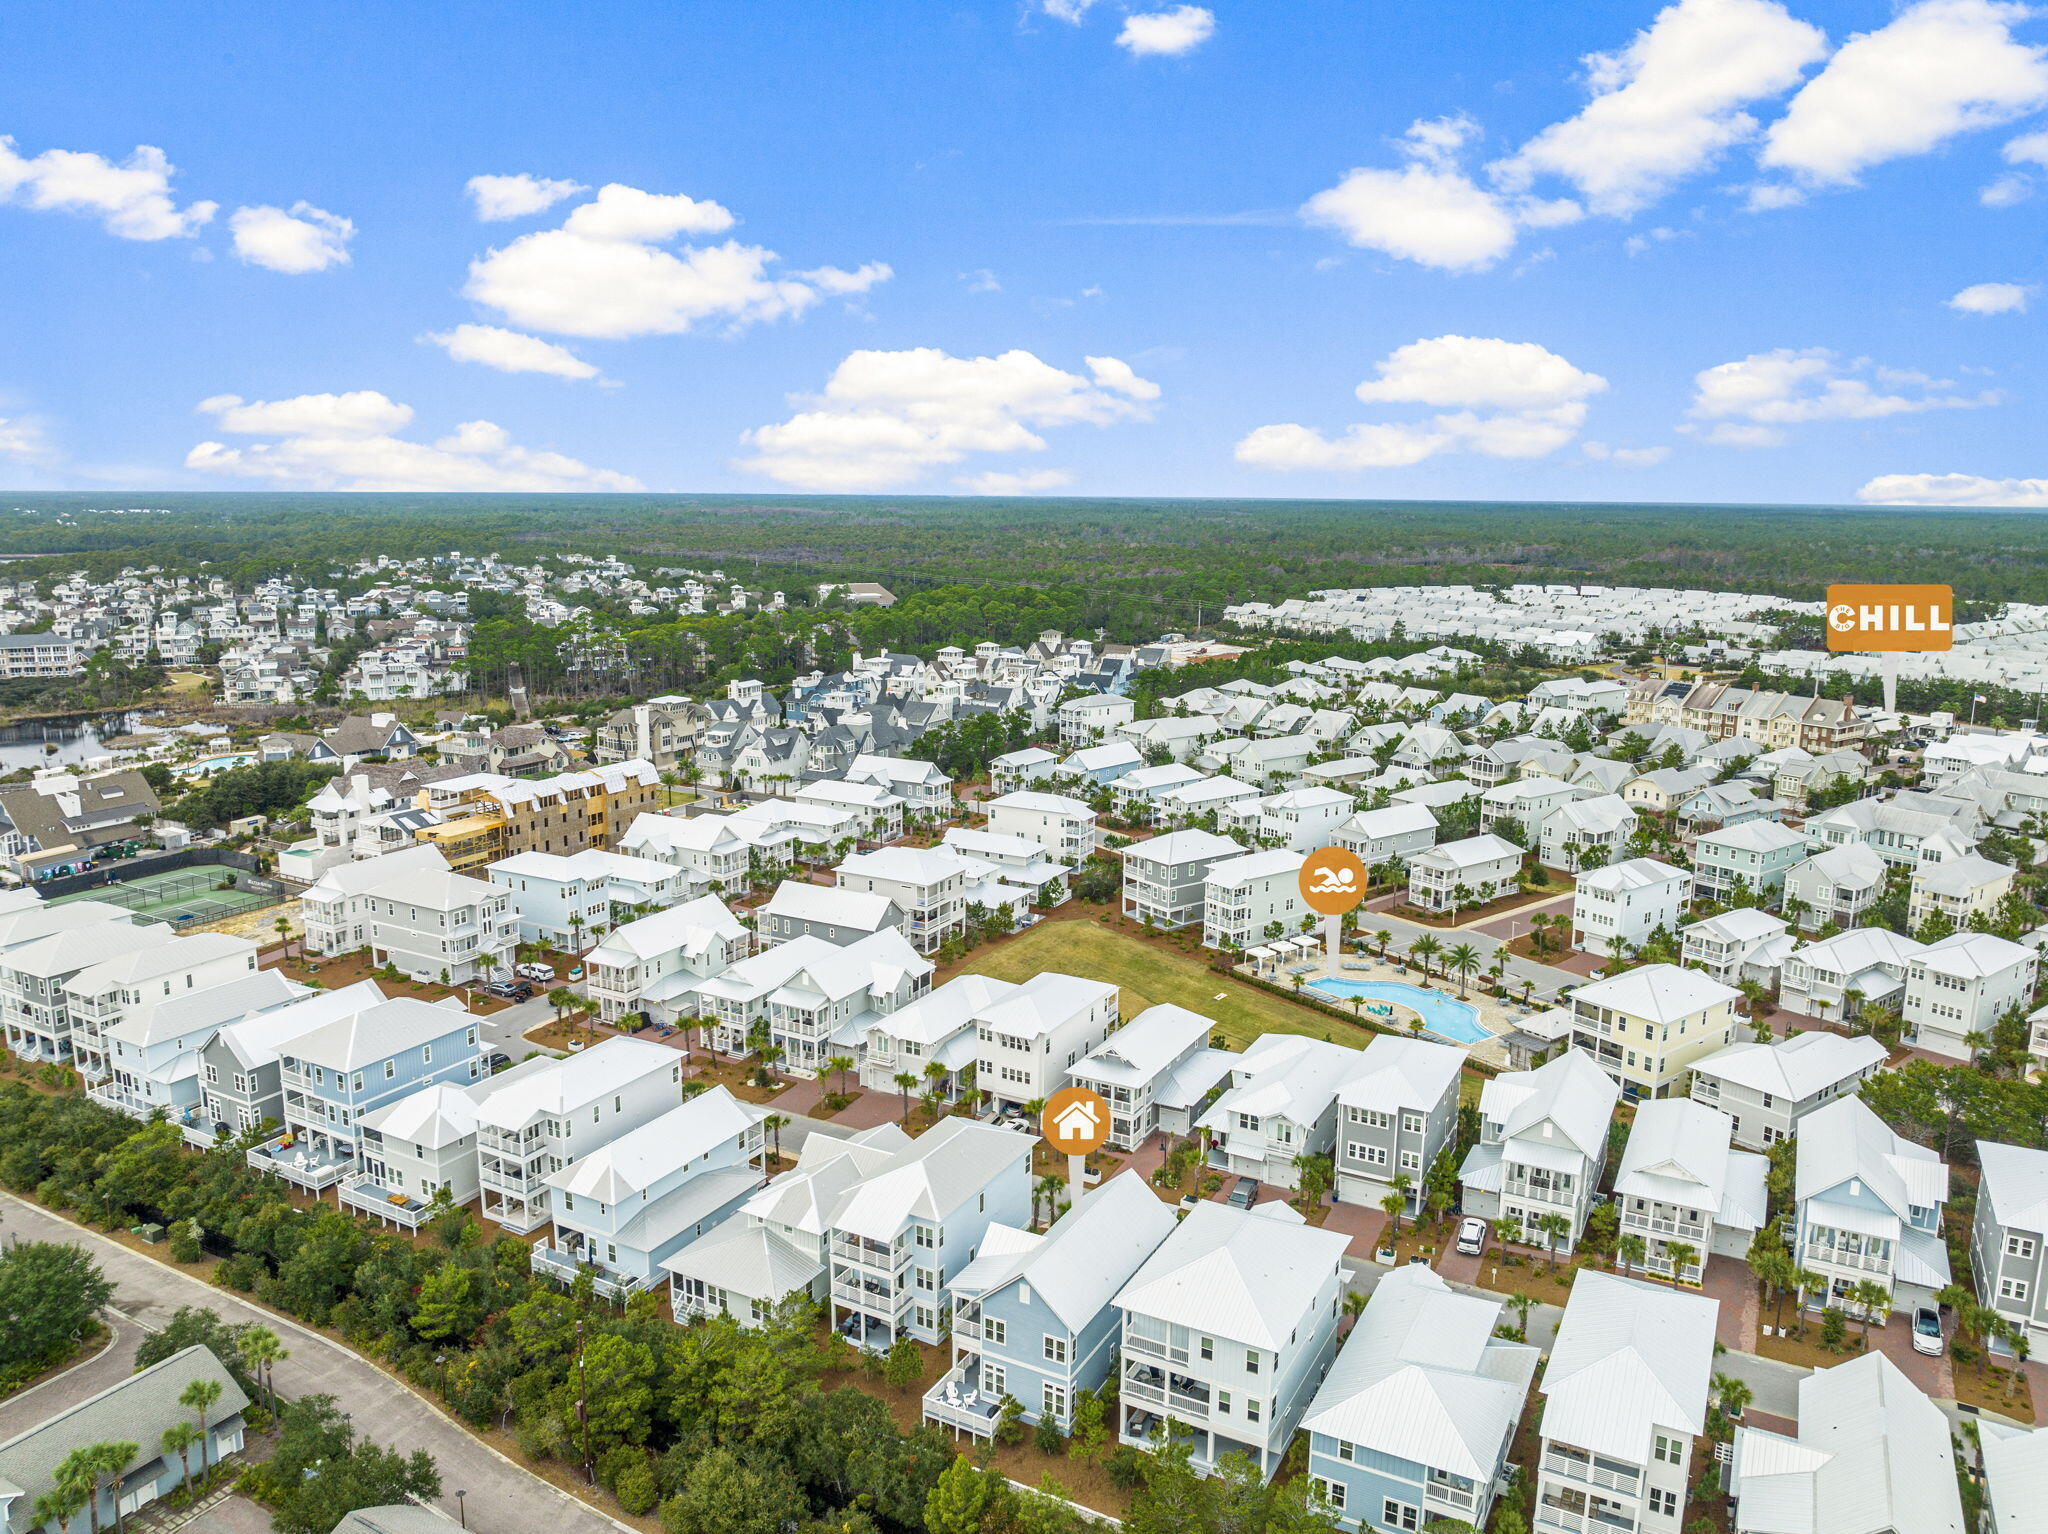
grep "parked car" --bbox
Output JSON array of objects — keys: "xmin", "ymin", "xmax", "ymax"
[
  {"xmin": 1226, "ymin": 1177, "xmax": 1259, "ymax": 1209},
  {"xmin": 485, "ymin": 1051, "xmax": 512, "ymax": 1071},
  {"xmin": 1912, "ymin": 1306, "xmax": 1945, "ymax": 1356},
  {"xmin": 483, "ymin": 980, "xmax": 534, "ymax": 1001},
  {"xmin": 515, "ymin": 963, "xmax": 555, "ymax": 982},
  {"xmin": 1456, "ymin": 1217, "xmax": 1488, "ymax": 1256}
]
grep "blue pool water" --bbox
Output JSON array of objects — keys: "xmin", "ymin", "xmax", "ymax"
[{"xmin": 1307, "ymin": 978, "xmax": 1490, "ymax": 1045}]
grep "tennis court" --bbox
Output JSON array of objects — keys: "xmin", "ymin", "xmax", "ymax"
[{"xmin": 50, "ymin": 866, "xmax": 280, "ymax": 927}]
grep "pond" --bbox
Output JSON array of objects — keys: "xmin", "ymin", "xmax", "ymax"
[{"xmin": 0, "ymin": 711, "xmax": 138, "ymax": 773}]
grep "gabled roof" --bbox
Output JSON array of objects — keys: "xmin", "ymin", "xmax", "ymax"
[
  {"xmin": 1302, "ymin": 1264, "xmax": 1537, "ymax": 1480},
  {"xmin": 1690, "ymin": 1029, "xmax": 1886, "ymax": 1101},
  {"xmin": 1072, "ymin": 1002, "xmax": 1214, "ymax": 1087},
  {"xmin": 283, "ymin": 996, "xmax": 474, "ymax": 1072},
  {"xmin": 3, "ymin": 916, "xmax": 173, "ymax": 978},
  {"xmin": 1614, "ymin": 1099, "xmax": 1764, "ymax": 1228},
  {"xmin": 1913, "ymin": 929, "xmax": 2035, "ymax": 980},
  {"xmin": 1334, "ymin": 1034, "xmax": 1465, "ymax": 1117},
  {"xmin": 744, "ymin": 1122, "xmax": 912, "ymax": 1236},
  {"xmin": 971, "ymin": 971, "xmax": 1115, "ymax": 1041},
  {"xmin": 758, "ymin": 881, "xmax": 898, "ymax": 931},
  {"xmin": 1730, "ymin": 1352, "xmax": 1964, "ymax": 1534},
  {"xmin": 1795, "ymin": 1096, "xmax": 1948, "ymax": 1218},
  {"xmin": 952, "ymin": 1172, "xmax": 1177, "ymax": 1333},
  {"xmin": 358, "ymin": 1079, "xmax": 484, "ymax": 1148},
  {"xmin": 1570, "ymin": 962, "xmax": 1738, "ymax": 1023},
  {"xmin": 827, "ymin": 1116, "xmax": 1032, "ymax": 1241},
  {"xmin": 1574, "ymin": 856, "xmax": 1685, "ymax": 894},
  {"xmin": 473, "ymin": 1035, "xmax": 678, "ymax": 1131},
  {"xmin": 1976, "ymin": 1139, "xmax": 2048, "ymax": 1236},
  {"xmin": 106, "ymin": 964, "xmax": 307, "ymax": 1048},
  {"xmin": 588, "ymin": 895, "xmax": 748, "ymax": 965},
  {"xmin": 1476, "ymin": 1049, "xmax": 1616, "ymax": 1160},
  {"xmin": 868, "ymin": 974, "xmax": 1015, "ymax": 1046},
  {"xmin": 1542, "ymin": 1271, "xmax": 1716, "ymax": 1462},
  {"xmin": 1113, "ymin": 1200, "xmax": 1349, "ymax": 1350},
  {"xmin": 212, "ymin": 979, "xmax": 389, "ymax": 1070},
  {"xmin": 548, "ymin": 1085, "xmax": 763, "ymax": 1202},
  {"xmin": 304, "ymin": 842, "xmax": 451, "ymax": 899},
  {"xmin": 1982, "ymin": 1420, "xmax": 2048, "ymax": 1534}
]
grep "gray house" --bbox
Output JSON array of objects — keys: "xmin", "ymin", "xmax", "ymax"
[
  {"xmin": 755, "ymin": 882, "xmax": 903, "ymax": 948},
  {"xmin": 1973, "ymin": 1139, "xmax": 2048, "ymax": 1349},
  {"xmin": 1121, "ymin": 829, "xmax": 1246, "ymax": 930},
  {"xmin": 1686, "ymin": 1030, "xmax": 1889, "ymax": 1151},
  {"xmin": 197, "ymin": 978, "xmax": 390, "ymax": 1144},
  {"xmin": 0, "ymin": 1346, "xmax": 248, "ymax": 1534},
  {"xmin": 1332, "ymin": 1035, "xmax": 1465, "ymax": 1212}
]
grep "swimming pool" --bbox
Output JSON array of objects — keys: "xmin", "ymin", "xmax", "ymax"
[{"xmin": 1307, "ymin": 978, "xmax": 1491, "ymax": 1045}]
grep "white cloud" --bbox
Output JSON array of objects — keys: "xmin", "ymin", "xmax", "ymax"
[
  {"xmin": 1947, "ymin": 281, "xmax": 2032, "ymax": 314},
  {"xmin": 1980, "ymin": 171, "xmax": 2035, "ymax": 204},
  {"xmin": 424, "ymin": 324, "xmax": 601, "ymax": 380},
  {"xmin": 0, "ymin": 415, "xmax": 51, "ymax": 463},
  {"xmin": 1686, "ymin": 348, "xmax": 1995, "ymax": 446},
  {"xmin": 466, "ymin": 173, "xmax": 586, "ymax": 221},
  {"xmin": 1117, "ymin": 6, "xmax": 1216, "ymax": 57},
  {"xmin": 959, "ymin": 469, "xmax": 1075, "ymax": 494},
  {"xmin": 960, "ymin": 269, "xmax": 1002, "ymax": 292},
  {"xmin": 1492, "ymin": 0, "xmax": 1826, "ymax": 216},
  {"xmin": 1857, "ymin": 471, "xmax": 2048, "ymax": 506},
  {"xmin": 196, "ymin": 391, "xmax": 413, "ymax": 437},
  {"xmin": 1759, "ymin": 0, "xmax": 2048, "ymax": 185},
  {"xmin": 1041, "ymin": 0, "xmax": 1099, "ymax": 20},
  {"xmin": 0, "ymin": 136, "xmax": 215, "ymax": 240},
  {"xmin": 2009, "ymin": 128, "xmax": 2048, "ymax": 166},
  {"xmin": 1237, "ymin": 335, "xmax": 1606, "ymax": 472},
  {"xmin": 462, "ymin": 182, "xmax": 887, "ymax": 340},
  {"xmin": 228, "ymin": 202, "xmax": 354, "ymax": 273},
  {"xmin": 735, "ymin": 347, "xmax": 1158, "ymax": 491},
  {"xmin": 1303, "ymin": 117, "xmax": 1523, "ymax": 271},
  {"xmin": 187, "ymin": 390, "xmax": 641, "ymax": 492},
  {"xmin": 1584, "ymin": 440, "xmax": 1673, "ymax": 465}
]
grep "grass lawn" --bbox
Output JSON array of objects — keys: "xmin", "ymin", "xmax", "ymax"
[{"xmin": 954, "ymin": 916, "xmax": 1386, "ymax": 1053}]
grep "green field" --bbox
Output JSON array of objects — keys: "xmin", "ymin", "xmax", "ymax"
[
  {"xmin": 957, "ymin": 917, "xmax": 1386, "ymax": 1053},
  {"xmin": 49, "ymin": 866, "xmax": 274, "ymax": 927}
]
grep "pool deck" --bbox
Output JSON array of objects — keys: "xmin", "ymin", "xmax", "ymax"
[{"xmin": 1240, "ymin": 947, "xmax": 1540, "ymax": 1068}]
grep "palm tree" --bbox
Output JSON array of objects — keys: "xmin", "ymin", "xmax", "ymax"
[
  {"xmin": 235, "ymin": 1325, "xmax": 286, "ymax": 1413},
  {"xmin": 1532, "ymin": 1212, "xmax": 1571, "ymax": 1274},
  {"xmin": 180, "ymin": 1378, "xmax": 222, "ymax": 1475},
  {"xmin": 1846, "ymin": 1279, "xmax": 1892, "ymax": 1347},
  {"xmin": 1380, "ymin": 1189, "xmax": 1407, "ymax": 1240},
  {"xmin": 1713, "ymin": 1371, "xmax": 1754, "ymax": 1425},
  {"xmin": 1445, "ymin": 943, "xmax": 1480, "ymax": 998},
  {"xmin": 1663, "ymin": 1240, "xmax": 1701, "ymax": 1287},
  {"xmin": 1506, "ymin": 1291, "xmax": 1537, "ymax": 1338},
  {"xmin": 546, "ymin": 985, "xmax": 578, "ymax": 1023},
  {"xmin": 34, "ymin": 1484, "xmax": 87, "ymax": 1534},
  {"xmin": 763, "ymin": 1113, "xmax": 788, "ymax": 1161},
  {"xmin": 1615, "ymin": 1232, "xmax": 1646, "ymax": 1277},
  {"xmin": 161, "ymin": 1421, "xmax": 201, "ymax": 1496},
  {"xmin": 1033, "ymin": 1172, "xmax": 1067, "ymax": 1228},
  {"xmin": 892, "ymin": 1071, "xmax": 918, "ymax": 1126},
  {"xmin": 1410, "ymin": 934, "xmax": 1442, "ymax": 979},
  {"xmin": 272, "ymin": 914, "xmax": 295, "ymax": 963},
  {"xmin": 1374, "ymin": 929, "xmax": 1392, "ymax": 960},
  {"xmin": 825, "ymin": 1053, "xmax": 856, "ymax": 1097}
]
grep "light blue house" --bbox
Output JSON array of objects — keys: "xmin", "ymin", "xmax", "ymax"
[
  {"xmin": 0, "ymin": 1346, "xmax": 248, "ymax": 1534},
  {"xmin": 534, "ymin": 1084, "xmax": 767, "ymax": 1298},
  {"xmin": 247, "ymin": 996, "xmax": 485, "ymax": 1192},
  {"xmin": 924, "ymin": 1171, "xmax": 1177, "ymax": 1438},
  {"xmin": 827, "ymin": 1116, "xmax": 1033, "ymax": 1350},
  {"xmin": 1301, "ymin": 1264, "xmax": 1537, "ymax": 1532},
  {"xmin": 1793, "ymin": 1095, "xmax": 1951, "ymax": 1316}
]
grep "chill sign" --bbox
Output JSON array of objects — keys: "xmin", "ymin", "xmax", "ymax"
[{"xmin": 1825, "ymin": 584, "xmax": 1954, "ymax": 653}]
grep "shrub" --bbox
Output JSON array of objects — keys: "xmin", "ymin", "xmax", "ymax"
[{"xmin": 615, "ymin": 1461, "xmax": 659, "ymax": 1516}]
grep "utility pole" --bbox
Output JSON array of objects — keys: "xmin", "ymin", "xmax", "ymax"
[{"xmin": 574, "ymin": 1315, "xmax": 592, "ymax": 1485}]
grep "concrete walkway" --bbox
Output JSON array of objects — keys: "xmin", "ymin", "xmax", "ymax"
[
  {"xmin": 0, "ymin": 1192, "xmax": 631, "ymax": 1534},
  {"xmin": 0, "ymin": 1307, "xmax": 147, "ymax": 1441}
]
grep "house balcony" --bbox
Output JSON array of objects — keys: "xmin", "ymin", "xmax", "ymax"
[
  {"xmin": 1626, "ymin": 1214, "xmax": 1708, "ymax": 1244},
  {"xmin": 1804, "ymin": 1241, "xmax": 1890, "ymax": 1274},
  {"xmin": 922, "ymin": 1357, "xmax": 1005, "ymax": 1438},
  {"xmin": 1123, "ymin": 1362, "xmax": 1212, "ymax": 1420},
  {"xmin": 830, "ymin": 1271, "xmax": 910, "ymax": 1315},
  {"xmin": 1536, "ymin": 1495, "xmax": 1637, "ymax": 1534},
  {"xmin": 1541, "ymin": 1448, "xmax": 1642, "ymax": 1497},
  {"xmin": 338, "ymin": 1173, "xmax": 433, "ymax": 1229},
  {"xmin": 831, "ymin": 1232, "xmax": 911, "ymax": 1271},
  {"xmin": 531, "ymin": 1242, "xmax": 647, "ymax": 1300},
  {"xmin": 246, "ymin": 1131, "xmax": 352, "ymax": 1190}
]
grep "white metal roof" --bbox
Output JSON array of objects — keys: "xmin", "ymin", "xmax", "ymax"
[
  {"xmin": 473, "ymin": 1035, "xmax": 678, "ymax": 1131},
  {"xmin": 1689, "ymin": 1030, "xmax": 1886, "ymax": 1101},
  {"xmin": 827, "ymin": 1117, "xmax": 1032, "ymax": 1241},
  {"xmin": 953, "ymin": 1172, "xmax": 1178, "ymax": 1333},
  {"xmin": 1541, "ymin": 1271, "xmax": 1716, "ymax": 1463},
  {"xmin": 1334, "ymin": 1034, "xmax": 1465, "ymax": 1117},
  {"xmin": 1071, "ymin": 1002, "xmax": 1214, "ymax": 1088},
  {"xmin": 1795, "ymin": 1096, "xmax": 1948, "ymax": 1219},
  {"xmin": 283, "ymin": 995, "xmax": 474, "ymax": 1072},
  {"xmin": 547, "ymin": 1085, "xmax": 764, "ymax": 1202},
  {"xmin": 1977, "ymin": 1139, "xmax": 2048, "ymax": 1236},
  {"xmin": 1113, "ymin": 1199, "xmax": 1349, "ymax": 1350},
  {"xmin": 1570, "ymin": 962, "xmax": 1739, "ymax": 1024},
  {"xmin": 1302, "ymin": 1263, "xmax": 1538, "ymax": 1480}
]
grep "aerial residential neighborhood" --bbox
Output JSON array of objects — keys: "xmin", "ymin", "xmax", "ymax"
[{"xmin": 9, "ymin": 2, "xmax": 2048, "ymax": 1531}]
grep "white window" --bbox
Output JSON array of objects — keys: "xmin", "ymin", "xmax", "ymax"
[
  {"xmin": 983, "ymin": 1363, "xmax": 1005, "ymax": 1397},
  {"xmin": 1245, "ymin": 1398, "xmax": 1261, "ymax": 1422},
  {"xmin": 1043, "ymin": 1335, "xmax": 1068, "ymax": 1365},
  {"xmin": 984, "ymin": 1317, "xmax": 1006, "ymax": 1346},
  {"xmin": 2006, "ymin": 1234, "xmax": 2038, "ymax": 1260},
  {"xmin": 1042, "ymin": 1383, "xmax": 1067, "ymax": 1419},
  {"xmin": 1399, "ymin": 1150, "xmax": 1421, "ymax": 1172},
  {"xmin": 1653, "ymin": 1434, "xmax": 1684, "ymax": 1465},
  {"xmin": 1315, "ymin": 1477, "xmax": 1346, "ymax": 1512},
  {"xmin": 1401, "ymin": 1111, "xmax": 1424, "ymax": 1134},
  {"xmin": 2000, "ymin": 1277, "xmax": 2031, "ymax": 1304},
  {"xmin": 1649, "ymin": 1488, "xmax": 1678, "ymax": 1518},
  {"xmin": 1382, "ymin": 1500, "xmax": 1419, "ymax": 1532}
]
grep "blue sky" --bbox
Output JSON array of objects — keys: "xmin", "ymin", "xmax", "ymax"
[{"xmin": 1, "ymin": 0, "xmax": 2044, "ymax": 505}]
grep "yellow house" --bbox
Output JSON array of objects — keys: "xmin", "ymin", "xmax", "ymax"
[{"xmin": 1566, "ymin": 963, "xmax": 1741, "ymax": 1103}]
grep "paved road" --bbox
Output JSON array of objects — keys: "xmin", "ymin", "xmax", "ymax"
[
  {"xmin": 0, "ymin": 1306, "xmax": 148, "ymax": 1442},
  {"xmin": 1354, "ymin": 905, "xmax": 1584, "ymax": 1004},
  {"xmin": 0, "ymin": 1193, "xmax": 628, "ymax": 1534}
]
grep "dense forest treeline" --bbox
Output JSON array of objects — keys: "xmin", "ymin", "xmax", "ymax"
[{"xmin": 11, "ymin": 495, "xmax": 2048, "ymax": 617}]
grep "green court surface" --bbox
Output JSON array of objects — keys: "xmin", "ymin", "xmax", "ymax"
[{"xmin": 48, "ymin": 866, "xmax": 275, "ymax": 927}]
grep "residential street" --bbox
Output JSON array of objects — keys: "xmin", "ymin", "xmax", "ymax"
[
  {"xmin": 0, "ymin": 1306, "xmax": 147, "ymax": 1442},
  {"xmin": 0, "ymin": 1192, "xmax": 631, "ymax": 1534},
  {"xmin": 1355, "ymin": 894, "xmax": 1586, "ymax": 1003}
]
